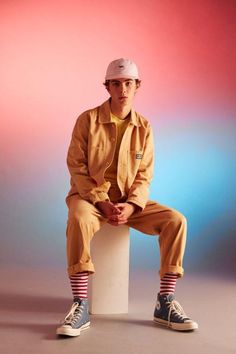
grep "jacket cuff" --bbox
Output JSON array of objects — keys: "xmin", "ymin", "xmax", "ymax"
[{"xmin": 126, "ymin": 198, "xmax": 146, "ymax": 211}]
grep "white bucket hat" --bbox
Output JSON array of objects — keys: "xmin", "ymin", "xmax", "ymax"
[{"xmin": 105, "ymin": 58, "xmax": 139, "ymax": 80}]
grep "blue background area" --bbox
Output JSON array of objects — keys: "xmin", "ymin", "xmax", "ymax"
[{"xmin": 130, "ymin": 115, "xmax": 236, "ymax": 275}]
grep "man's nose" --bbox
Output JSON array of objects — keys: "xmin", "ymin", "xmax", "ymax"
[{"xmin": 121, "ymin": 83, "xmax": 127, "ymax": 95}]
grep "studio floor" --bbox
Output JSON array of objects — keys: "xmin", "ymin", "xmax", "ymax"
[{"xmin": 0, "ymin": 265, "xmax": 235, "ymax": 354}]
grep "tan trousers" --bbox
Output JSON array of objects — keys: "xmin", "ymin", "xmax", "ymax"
[{"xmin": 65, "ymin": 194, "xmax": 187, "ymax": 279}]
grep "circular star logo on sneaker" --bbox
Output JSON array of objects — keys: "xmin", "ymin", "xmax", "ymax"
[{"xmin": 156, "ymin": 301, "xmax": 161, "ymax": 310}]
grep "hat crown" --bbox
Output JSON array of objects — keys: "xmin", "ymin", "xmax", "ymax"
[{"xmin": 105, "ymin": 58, "xmax": 139, "ymax": 80}]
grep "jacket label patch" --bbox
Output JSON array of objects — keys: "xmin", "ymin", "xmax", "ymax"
[{"xmin": 135, "ymin": 152, "xmax": 143, "ymax": 159}]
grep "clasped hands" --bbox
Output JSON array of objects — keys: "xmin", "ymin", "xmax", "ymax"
[{"xmin": 96, "ymin": 201, "xmax": 136, "ymax": 226}]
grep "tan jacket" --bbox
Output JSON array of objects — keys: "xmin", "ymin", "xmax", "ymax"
[{"xmin": 66, "ymin": 99, "xmax": 154, "ymax": 210}]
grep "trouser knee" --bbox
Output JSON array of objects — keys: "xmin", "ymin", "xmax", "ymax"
[{"xmin": 168, "ymin": 210, "xmax": 187, "ymax": 228}]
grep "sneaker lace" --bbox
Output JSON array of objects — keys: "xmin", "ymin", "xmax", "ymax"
[
  {"xmin": 62, "ymin": 302, "xmax": 84, "ymax": 326},
  {"xmin": 167, "ymin": 300, "xmax": 187, "ymax": 325}
]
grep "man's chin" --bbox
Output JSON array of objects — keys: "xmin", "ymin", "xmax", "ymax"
[{"xmin": 118, "ymin": 99, "xmax": 129, "ymax": 106}]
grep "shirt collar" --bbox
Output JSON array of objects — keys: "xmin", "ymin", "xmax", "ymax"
[{"xmin": 98, "ymin": 99, "xmax": 139, "ymax": 126}]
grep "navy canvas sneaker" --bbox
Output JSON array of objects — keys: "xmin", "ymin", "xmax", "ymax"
[
  {"xmin": 56, "ymin": 297, "xmax": 90, "ymax": 337},
  {"xmin": 153, "ymin": 293, "xmax": 198, "ymax": 331}
]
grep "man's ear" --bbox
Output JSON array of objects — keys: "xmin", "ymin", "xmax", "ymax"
[
  {"xmin": 106, "ymin": 83, "xmax": 111, "ymax": 93},
  {"xmin": 135, "ymin": 83, "xmax": 140, "ymax": 93},
  {"xmin": 103, "ymin": 81, "xmax": 110, "ymax": 92}
]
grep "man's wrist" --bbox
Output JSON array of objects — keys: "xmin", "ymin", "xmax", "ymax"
[
  {"xmin": 127, "ymin": 201, "xmax": 141, "ymax": 213},
  {"xmin": 127, "ymin": 202, "xmax": 137, "ymax": 210},
  {"xmin": 95, "ymin": 199, "xmax": 109, "ymax": 206}
]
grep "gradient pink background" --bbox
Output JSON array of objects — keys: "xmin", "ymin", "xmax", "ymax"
[{"xmin": 1, "ymin": 0, "xmax": 236, "ymax": 275}]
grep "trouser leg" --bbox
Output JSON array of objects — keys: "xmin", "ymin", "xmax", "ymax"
[
  {"xmin": 66, "ymin": 195, "xmax": 105, "ymax": 276},
  {"xmin": 127, "ymin": 200, "xmax": 187, "ymax": 278}
]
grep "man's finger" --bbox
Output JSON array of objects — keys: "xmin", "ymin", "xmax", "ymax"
[
  {"xmin": 111, "ymin": 205, "xmax": 121, "ymax": 214},
  {"xmin": 112, "ymin": 208, "xmax": 121, "ymax": 215},
  {"xmin": 114, "ymin": 203, "xmax": 125, "ymax": 209},
  {"xmin": 116, "ymin": 219, "xmax": 127, "ymax": 225},
  {"xmin": 109, "ymin": 213, "xmax": 126, "ymax": 221}
]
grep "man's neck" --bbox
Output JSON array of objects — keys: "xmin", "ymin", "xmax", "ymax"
[{"xmin": 110, "ymin": 100, "xmax": 131, "ymax": 120}]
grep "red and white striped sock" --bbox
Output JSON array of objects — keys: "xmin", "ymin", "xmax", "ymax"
[
  {"xmin": 69, "ymin": 271, "xmax": 89, "ymax": 299},
  {"xmin": 160, "ymin": 273, "xmax": 178, "ymax": 296}
]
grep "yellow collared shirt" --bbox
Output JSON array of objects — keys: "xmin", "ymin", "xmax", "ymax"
[{"xmin": 104, "ymin": 112, "xmax": 130, "ymax": 200}]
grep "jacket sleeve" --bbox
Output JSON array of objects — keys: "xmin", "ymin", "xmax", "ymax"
[
  {"xmin": 127, "ymin": 125, "xmax": 154, "ymax": 210},
  {"xmin": 67, "ymin": 114, "xmax": 110, "ymax": 204}
]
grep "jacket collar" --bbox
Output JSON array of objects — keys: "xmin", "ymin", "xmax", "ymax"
[{"xmin": 98, "ymin": 99, "xmax": 139, "ymax": 126}]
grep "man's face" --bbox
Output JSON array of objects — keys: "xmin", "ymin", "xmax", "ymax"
[{"xmin": 107, "ymin": 78, "xmax": 139, "ymax": 107}]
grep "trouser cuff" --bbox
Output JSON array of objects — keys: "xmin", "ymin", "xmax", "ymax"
[
  {"xmin": 67, "ymin": 262, "xmax": 95, "ymax": 276},
  {"xmin": 159, "ymin": 265, "xmax": 184, "ymax": 279}
]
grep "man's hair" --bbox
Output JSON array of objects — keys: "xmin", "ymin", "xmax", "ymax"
[{"xmin": 103, "ymin": 79, "xmax": 141, "ymax": 89}]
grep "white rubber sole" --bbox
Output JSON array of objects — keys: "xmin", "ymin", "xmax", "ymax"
[
  {"xmin": 56, "ymin": 321, "xmax": 90, "ymax": 337},
  {"xmin": 153, "ymin": 317, "xmax": 198, "ymax": 331}
]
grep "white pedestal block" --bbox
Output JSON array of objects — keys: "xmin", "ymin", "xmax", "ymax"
[{"xmin": 89, "ymin": 223, "xmax": 130, "ymax": 314}]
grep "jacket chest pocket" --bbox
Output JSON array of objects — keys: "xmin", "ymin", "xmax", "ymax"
[{"xmin": 128, "ymin": 150, "xmax": 143, "ymax": 172}]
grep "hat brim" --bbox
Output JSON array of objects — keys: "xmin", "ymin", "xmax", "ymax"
[{"xmin": 105, "ymin": 74, "xmax": 139, "ymax": 80}]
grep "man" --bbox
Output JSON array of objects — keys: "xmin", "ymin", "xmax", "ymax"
[{"xmin": 56, "ymin": 58, "xmax": 198, "ymax": 336}]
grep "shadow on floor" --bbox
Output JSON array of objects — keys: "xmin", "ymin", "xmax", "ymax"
[
  {"xmin": 0, "ymin": 322, "xmax": 58, "ymax": 340},
  {"xmin": 0, "ymin": 291, "xmax": 181, "ymax": 341},
  {"xmin": 0, "ymin": 312, "xmax": 171, "ymax": 342},
  {"xmin": 0, "ymin": 292, "xmax": 70, "ymax": 314}
]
